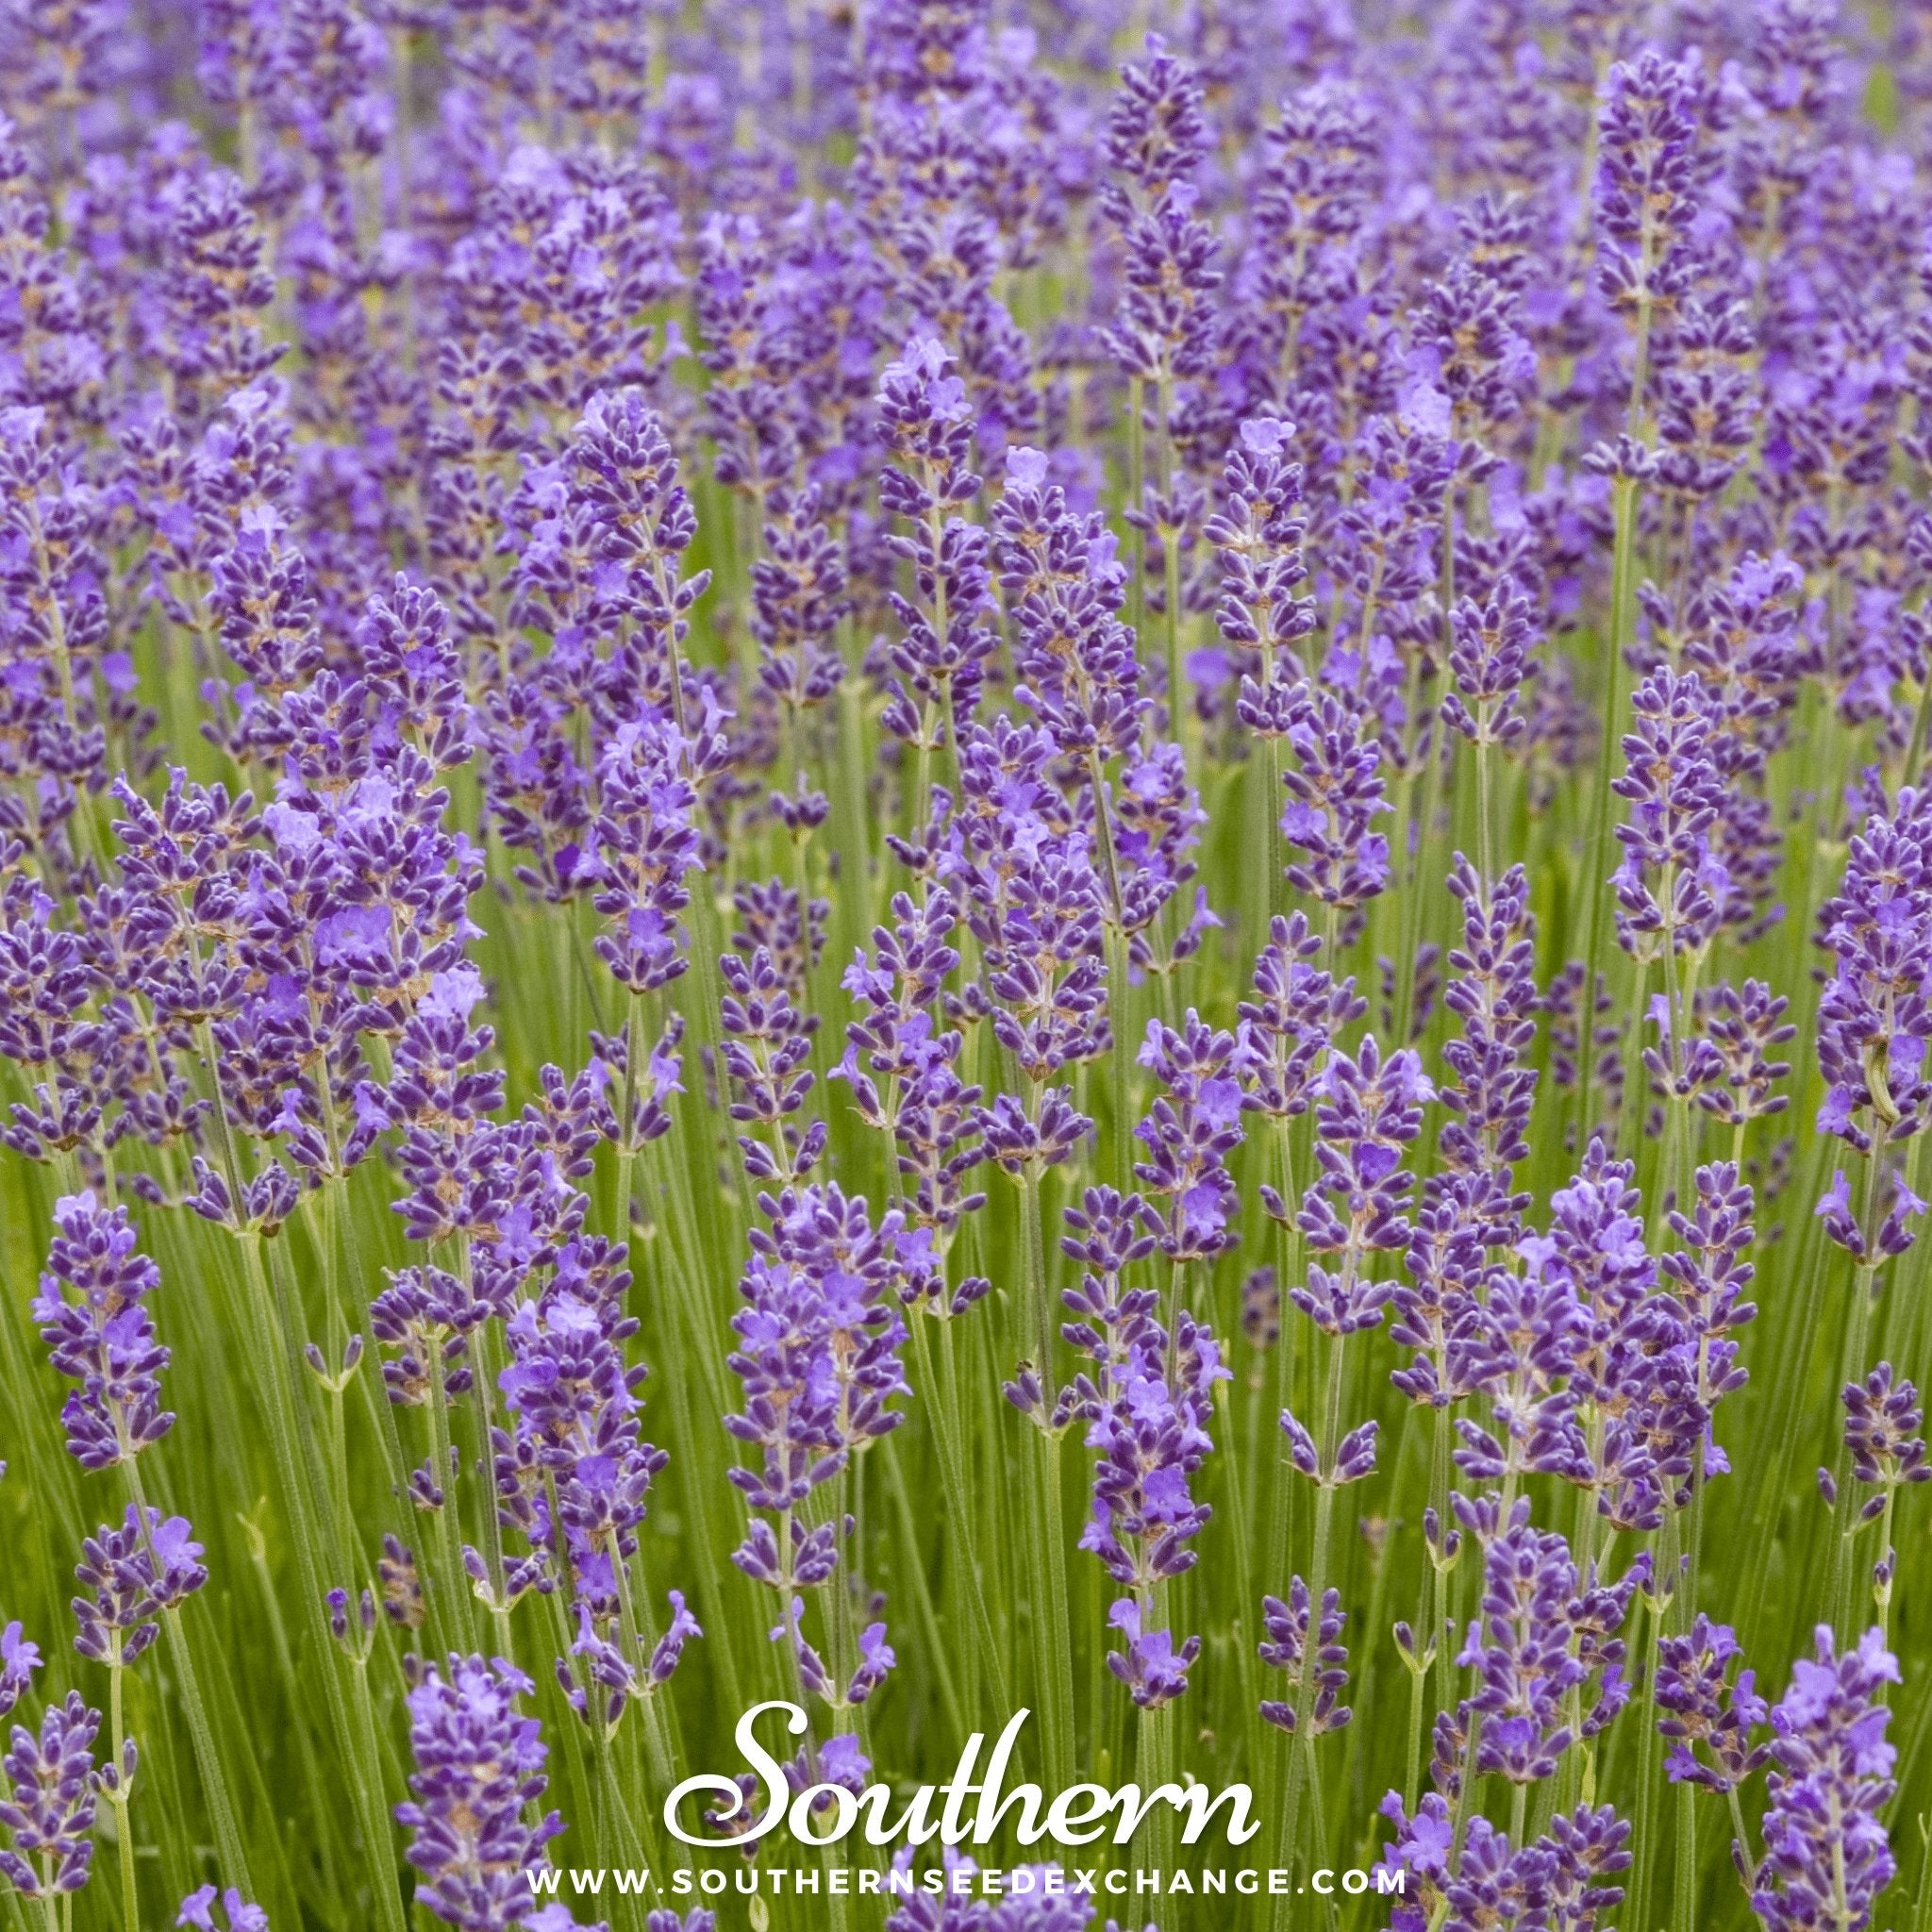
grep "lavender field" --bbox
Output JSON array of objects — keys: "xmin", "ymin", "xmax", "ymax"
[{"xmin": 0, "ymin": 0, "xmax": 1927, "ymax": 1928}]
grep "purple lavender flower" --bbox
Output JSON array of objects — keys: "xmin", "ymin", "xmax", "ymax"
[
  {"xmin": 1541, "ymin": 1805, "xmax": 1635, "ymax": 1932},
  {"xmin": 1413, "ymin": 257, "xmax": 1534, "ymax": 451},
  {"xmin": 1657, "ymin": 1616, "xmax": 1771, "ymax": 1796},
  {"xmin": 394, "ymin": 1656, "xmax": 562, "ymax": 1931},
  {"xmin": 1375, "ymin": 1791, "xmax": 1630, "ymax": 1932},
  {"xmin": 1814, "ymin": 1165, "xmax": 1925, "ymax": 1268},
  {"xmin": 1510, "ymin": 1139, "xmax": 1716, "ymax": 1527},
  {"xmin": 975, "ymin": 827, "xmax": 1111, "ymax": 1086},
  {"xmin": 0, "ymin": 1624, "xmax": 42, "ymax": 1719},
  {"xmin": 1059, "ymin": 1191, "xmax": 1225, "ymax": 1707},
  {"xmin": 566, "ymin": 389, "xmax": 711, "ymax": 708},
  {"xmin": 978, "ymin": 1088, "xmax": 1094, "ymax": 1181},
  {"xmin": 1693, "ymin": 981, "xmax": 1794, "ymax": 1127},
  {"xmin": 370, "ymin": 1265, "xmax": 490, "ymax": 1407},
  {"xmin": 725, "ymin": 1184, "xmax": 908, "ymax": 1705},
  {"xmin": 0, "ymin": 1690, "xmax": 99, "ymax": 1897},
  {"xmin": 1611, "ymin": 668, "xmax": 1726, "ymax": 961},
  {"xmin": 176, "ymin": 1886, "xmax": 270, "ymax": 1931},
  {"xmin": 1816, "ymin": 792, "xmax": 1932, "ymax": 1158},
  {"xmin": 0, "ymin": 889, "xmax": 92, "ymax": 1074},
  {"xmin": 1105, "ymin": 1599, "xmax": 1199, "ymax": 1710},
  {"xmin": 1258, "ymin": 1579, "xmax": 1350, "ymax": 1736},
  {"xmin": 1449, "ymin": 1496, "xmax": 1632, "ymax": 1786},
  {"xmin": 1100, "ymin": 37, "xmax": 1221, "ymax": 399},
  {"xmin": 1059, "ymin": 1189, "xmax": 1163, "ymax": 1374},
  {"xmin": 1114, "ymin": 741, "xmax": 1216, "ymax": 974},
  {"xmin": 1439, "ymin": 859, "xmax": 1539, "ymax": 1181},
  {"xmin": 874, "ymin": 337, "xmax": 995, "ymax": 758},
  {"xmin": 836, "ymin": 888, "xmax": 986, "ymax": 1243},
  {"xmin": 720, "ymin": 946, "xmax": 824, "ymax": 1186},
  {"xmin": 355, "ymin": 577, "xmax": 473, "ymax": 773},
  {"xmin": 1752, "ymin": 1627, "xmax": 1898, "ymax": 1932},
  {"xmin": 1654, "ymin": 296, "xmax": 1759, "ymax": 504},
  {"xmin": 1074, "ymin": 1312, "xmax": 1225, "ymax": 1597},
  {"xmin": 1214, "ymin": 416, "xmax": 1316, "ymax": 703},
  {"xmin": 883, "ymin": 1850, "xmax": 985, "ymax": 1932},
  {"xmin": 32, "ymin": 1191, "xmax": 172, "ymax": 1470},
  {"xmin": 73, "ymin": 1507, "xmax": 206, "ymax": 1665},
  {"xmin": 1391, "ymin": 860, "xmax": 1536, "ymax": 1404},
  {"xmin": 1841, "ymin": 1364, "xmax": 1932, "ymax": 1520},
  {"xmin": 1238, "ymin": 913, "xmax": 1364, "ymax": 1137},
  {"xmin": 1246, "ymin": 83, "xmax": 1381, "ymax": 388},
  {"xmin": 496, "ymin": 1274, "xmax": 668, "ymax": 1646},
  {"xmin": 1133, "ymin": 1013, "xmax": 1244, "ymax": 1262},
  {"xmin": 844, "ymin": 1622, "xmax": 896, "ymax": 1707},
  {"xmin": 645, "ymin": 1912, "xmax": 715, "ymax": 1932},
  {"xmin": 586, "ymin": 713, "xmax": 704, "ymax": 995},
  {"xmin": 753, "ymin": 487, "xmax": 848, "ymax": 719},
  {"xmin": 1277, "ymin": 685, "xmax": 1393, "ymax": 916},
  {"xmin": 991, "ymin": 447, "xmax": 1145, "ymax": 769},
  {"xmin": 1442, "ymin": 581, "xmax": 1537, "ymax": 752},
  {"xmin": 1594, "ymin": 53, "xmax": 1707, "ymax": 348},
  {"xmin": 1293, "ymin": 1035, "xmax": 1433, "ymax": 1334}
]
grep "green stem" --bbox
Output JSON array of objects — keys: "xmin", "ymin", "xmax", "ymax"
[
  {"xmin": 1831, "ymin": 1259, "xmax": 1880, "ymax": 1639},
  {"xmin": 1429, "ymin": 1396, "xmax": 1455, "ymax": 1724},
  {"xmin": 1215, "ymin": 1374, "xmax": 1265, "ymax": 1796},
  {"xmin": 123, "ymin": 1462, "xmax": 250, "ymax": 1896},
  {"xmin": 1905, "ymin": 658, "xmax": 1932, "ymax": 797},
  {"xmin": 1405, "ymin": 1644, "xmax": 1428, "ymax": 1820},
  {"xmin": 878, "ymin": 1431, "xmax": 967, "ymax": 1740},
  {"xmin": 425, "ymin": 1348, "xmax": 477, "ymax": 1655},
  {"xmin": 1274, "ymin": 1331, "xmax": 1344, "ymax": 1932},
  {"xmin": 645, "ymin": 1129, "xmax": 753, "ymax": 1712},
  {"xmin": 1395, "ymin": 515, "xmax": 1451, "ymax": 1044},
  {"xmin": 1137, "ymin": 1621, "xmax": 1177, "ymax": 1878},
  {"xmin": 1728, "ymin": 1784, "xmax": 1757, "ymax": 1897},
  {"xmin": 1577, "ymin": 471, "xmax": 1641, "ymax": 1150},
  {"xmin": 906, "ymin": 1308, "xmax": 1010, "ymax": 1718},
  {"xmin": 1164, "ymin": 521, "xmax": 1186, "ymax": 758},
  {"xmin": 161, "ymin": 1605, "xmax": 248, "ymax": 1892},
  {"xmin": 340, "ymin": 1654, "xmax": 404, "ymax": 1926},
  {"xmin": 464, "ymin": 1310, "xmax": 515, "ymax": 1658},
  {"xmin": 1877, "ymin": 1480, "xmax": 1899, "ymax": 1660},
  {"xmin": 613, "ymin": 987, "xmax": 645, "ymax": 1241},
  {"xmin": 1631, "ymin": 1553, "xmax": 1671, "ymax": 1932},
  {"xmin": 1674, "ymin": 1775, "xmax": 1697, "ymax": 1932},
  {"xmin": 108, "ymin": 1660, "xmax": 139, "ymax": 1932},
  {"xmin": 1017, "ymin": 1166, "xmax": 1074, "ymax": 1793},
  {"xmin": 1086, "ymin": 746, "xmax": 1134, "ymax": 1192}
]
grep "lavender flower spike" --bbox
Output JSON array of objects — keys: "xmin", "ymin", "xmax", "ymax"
[
  {"xmin": 1656, "ymin": 1616, "xmax": 1770, "ymax": 1796},
  {"xmin": 33, "ymin": 1191, "xmax": 173, "ymax": 1470},
  {"xmin": 395, "ymin": 1656, "xmax": 563, "ymax": 1930},
  {"xmin": 1752, "ymin": 1627, "xmax": 1898, "ymax": 1932},
  {"xmin": 1105, "ymin": 1599, "xmax": 1200, "ymax": 1710},
  {"xmin": 1443, "ymin": 579, "xmax": 1537, "ymax": 752},
  {"xmin": 0, "ymin": 1690, "xmax": 99, "ymax": 1897},
  {"xmin": 1133, "ymin": 1012, "xmax": 1244, "ymax": 1263},
  {"xmin": 1258, "ymin": 1579, "xmax": 1351, "ymax": 1736}
]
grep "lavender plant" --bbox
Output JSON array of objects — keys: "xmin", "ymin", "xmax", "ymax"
[{"xmin": 0, "ymin": 6, "xmax": 1929, "ymax": 1932}]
